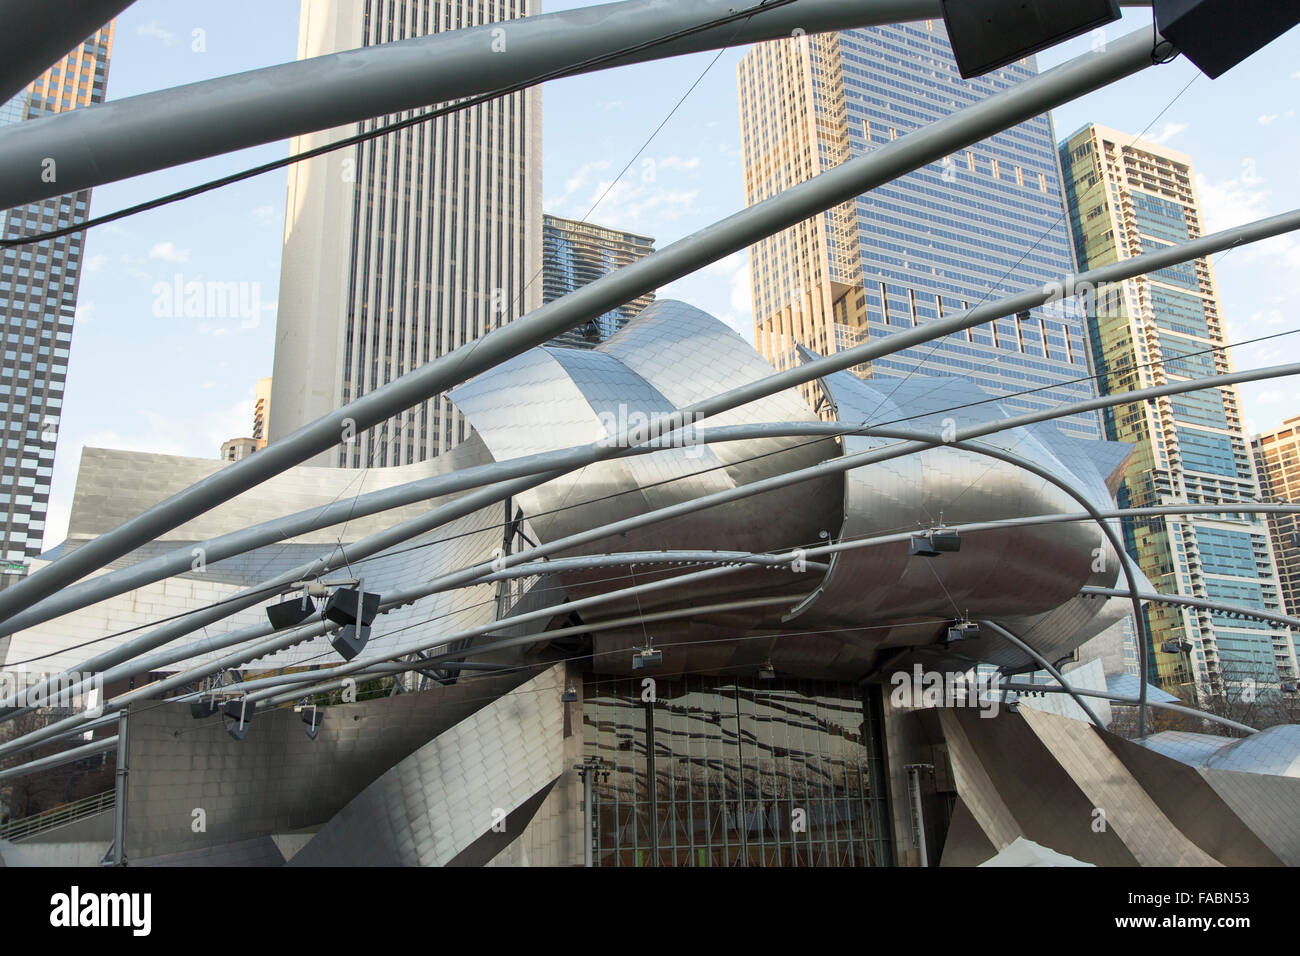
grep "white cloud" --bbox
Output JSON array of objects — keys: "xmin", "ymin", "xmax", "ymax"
[
  {"xmin": 84, "ymin": 254, "xmax": 108, "ymax": 272},
  {"xmin": 544, "ymin": 160, "xmax": 614, "ymax": 217},
  {"xmin": 148, "ymin": 241, "xmax": 190, "ymax": 263},
  {"xmin": 137, "ymin": 21, "xmax": 176, "ymax": 46},
  {"xmin": 1194, "ymin": 171, "xmax": 1270, "ymax": 232},
  {"xmin": 583, "ymin": 178, "xmax": 699, "ymax": 233},
  {"xmin": 251, "ymin": 205, "xmax": 277, "ymax": 225},
  {"xmin": 1258, "ymin": 113, "xmax": 1280, "ymax": 126},
  {"xmin": 657, "ymin": 155, "xmax": 702, "ymax": 171},
  {"xmin": 74, "ymin": 301, "xmax": 95, "ymax": 325},
  {"xmin": 546, "ymin": 155, "xmax": 705, "ymax": 225},
  {"xmin": 1248, "ymin": 308, "xmax": 1289, "ymax": 328},
  {"xmin": 1145, "ymin": 121, "xmax": 1186, "ymax": 145}
]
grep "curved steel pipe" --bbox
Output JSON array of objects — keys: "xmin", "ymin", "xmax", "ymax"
[
  {"xmin": 10, "ymin": 354, "xmax": 1299, "ymax": 723},
  {"xmin": 0, "ymin": 0, "xmax": 942, "ymax": 211},
  {"xmin": 0, "ymin": 28, "xmax": 1168, "ymax": 624},
  {"xmin": 1000, "ymin": 681, "xmax": 1258, "ymax": 735},
  {"xmin": 9, "ymin": 356, "xmax": 1296, "ymax": 641},
  {"xmin": 0, "ymin": 429, "xmax": 1152, "ymax": 752},
  {"xmin": 11, "ymin": 362, "xmax": 1300, "ymax": 720},
  {"xmin": 48, "ymin": 504, "xmax": 1292, "ymax": 722},
  {"xmin": 980, "ymin": 620, "xmax": 1105, "ymax": 729}
]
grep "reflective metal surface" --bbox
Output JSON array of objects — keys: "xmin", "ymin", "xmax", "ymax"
[{"xmin": 288, "ymin": 665, "xmax": 566, "ymax": 866}]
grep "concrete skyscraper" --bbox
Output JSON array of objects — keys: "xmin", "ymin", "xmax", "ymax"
[
  {"xmin": 541, "ymin": 213, "xmax": 654, "ymax": 349},
  {"xmin": 269, "ymin": 0, "xmax": 542, "ymax": 467},
  {"xmin": 0, "ymin": 23, "xmax": 115, "ymax": 579},
  {"xmin": 736, "ymin": 21, "xmax": 1100, "ymax": 439},
  {"xmin": 1060, "ymin": 123, "xmax": 1295, "ymax": 700}
]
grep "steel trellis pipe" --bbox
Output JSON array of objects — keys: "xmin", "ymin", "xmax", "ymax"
[
  {"xmin": 226, "ymin": 431, "xmax": 1154, "ymax": 726},
  {"xmin": 6, "ymin": 503, "xmax": 1291, "ymax": 751},
  {"xmin": 999, "ymin": 682, "xmax": 1257, "ymax": 735},
  {"xmin": 0, "ymin": 0, "xmax": 944, "ymax": 211},
  {"xmin": 234, "ymin": 514, "xmax": 1300, "ymax": 707},
  {"xmin": 0, "ymin": 429, "xmax": 1149, "ymax": 753},
  {"xmin": 0, "ymin": 734, "xmax": 118, "ymax": 783},
  {"xmin": 1082, "ymin": 586, "xmax": 1300, "ymax": 631},
  {"xmin": 0, "ymin": 27, "xmax": 1169, "ymax": 624},
  {"xmin": 980, "ymin": 620, "xmax": 1105, "ymax": 729},
  {"xmin": 9, "ymin": 358, "xmax": 1300, "ymax": 719},
  {"xmin": 8, "ymin": 353, "xmax": 1297, "ymax": 641}
]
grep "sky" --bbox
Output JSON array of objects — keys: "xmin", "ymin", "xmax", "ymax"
[{"xmin": 38, "ymin": 1, "xmax": 1300, "ymax": 551}]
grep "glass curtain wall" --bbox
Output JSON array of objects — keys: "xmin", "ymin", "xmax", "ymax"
[{"xmin": 583, "ymin": 674, "xmax": 892, "ymax": 867}]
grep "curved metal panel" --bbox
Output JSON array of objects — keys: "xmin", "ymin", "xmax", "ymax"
[{"xmin": 450, "ymin": 301, "xmax": 841, "ymax": 619}]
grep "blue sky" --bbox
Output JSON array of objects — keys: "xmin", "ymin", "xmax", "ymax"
[{"xmin": 43, "ymin": 1, "xmax": 1300, "ymax": 550}]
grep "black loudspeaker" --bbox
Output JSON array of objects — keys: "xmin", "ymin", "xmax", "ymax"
[
  {"xmin": 190, "ymin": 698, "xmax": 219, "ymax": 719},
  {"xmin": 910, "ymin": 535, "xmax": 941, "ymax": 557},
  {"xmin": 301, "ymin": 707, "xmax": 323, "ymax": 740},
  {"xmin": 266, "ymin": 595, "xmax": 317, "ymax": 630},
  {"xmin": 930, "ymin": 531, "xmax": 962, "ymax": 553},
  {"xmin": 324, "ymin": 588, "xmax": 380, "ymax": 628},
  {"xmin": 222, "ymin": 700, "xmax": 255, "ymax": 740},
  {"xmin": 1156, "ymin": 0, "xmax": 1300, "ymax": 79},
  {"xmin": 330, "ymin": 624, "xmax": 371, "ymax": 661},
  {"xmin": 942, "ymin": 0, "xmax": 1120, "ymax": 79}
]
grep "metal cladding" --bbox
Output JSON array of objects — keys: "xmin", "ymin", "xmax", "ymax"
[
  {"xmin": 1135, "ymin": 725, "xmax": 1300, "ymax": 778},
  {"xmin": 3, "ymin": 300, "xmax": 1297, "ymax": 868},
  {"xmin": 288, "ymin": 665, "xmax": 567, "ymax": 867},
  {"xmin": 450, "ymin": 299, "xmax": 1142, "ymax": 676},
  {"xmin": 937, "ymin": 706, "xmax": 1300, "ymax": 867}
]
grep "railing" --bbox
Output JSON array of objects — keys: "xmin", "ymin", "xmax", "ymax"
[{"xmin": 0, "ymin": 789, "xmax": 114, "ymax": 842}]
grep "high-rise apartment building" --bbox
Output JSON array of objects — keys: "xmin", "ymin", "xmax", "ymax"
[
  {"xmin": 1060, "ymin": 123, "xmax": 1295, "ymax": 699},
  {"xmin": 1252, "ymin": 417, "xmax": 1300, "ymax": 627},
  {"xmin": 737, "ymin": 21, "xmax": 1100, "ymax": 439},
  {"xmin": 269, "ymin": 0, "xmax": 541, "ymax": 467},
  {"xmin": 541, "ymin": 214, "xmax": 654, "ymax": 349},
  {"xmin": 0, "ymin": 24, "xmax": 115, "ymax": 578},
  {"xmin": 252, "ymin": 376, "xmax": 272, "ymax": 443}
]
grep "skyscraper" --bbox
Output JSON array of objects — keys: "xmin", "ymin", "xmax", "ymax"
[
  {"xmin": 1252, "ymin": 417, "xmax": 1300, "ymax": 625},
  {"xmin": 1060, "ymin": 123, "xmax": 1295, "ymax": 700},
  {"xmin": 269, "ymin": 0, "xmax": 541, "ymax": 467},
  {"xmin": 736, "ymin": 21, "xmax": 1100, "ymax": 439},
  {"xmin": 0, "ymin": 23, "xmax": 115, "ymax": 579},
  {"xmin": 541, "ymin": 213, "xmax": 654, "ymax": 349},
  {"xmin": 252, "ymin": 376, "xmax": 272, "ymax": 443}
]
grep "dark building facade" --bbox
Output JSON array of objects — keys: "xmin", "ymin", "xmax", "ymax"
[{"xmin": 0, "ymin": 24, "xmax": 115, "ymax": 580}]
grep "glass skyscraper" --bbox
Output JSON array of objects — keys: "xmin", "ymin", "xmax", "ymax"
[
  {"xmin": 1253, "ymin": 417, "xmax": 1300, "ymax": 626},
  {"xmin": 1060, "ymin": 123, "xmax": 1296, "ymax": 702},
  {"xmin": 0, "ymin": 24, "xmax": 115, "ymax": 582},
  {"xmin": 541, "ymin": 213, "xmax": 654, "ymax": 349},
  {"xmin": 737, "ymin": 20, "xmax": 1100, "ymax": 440}
]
